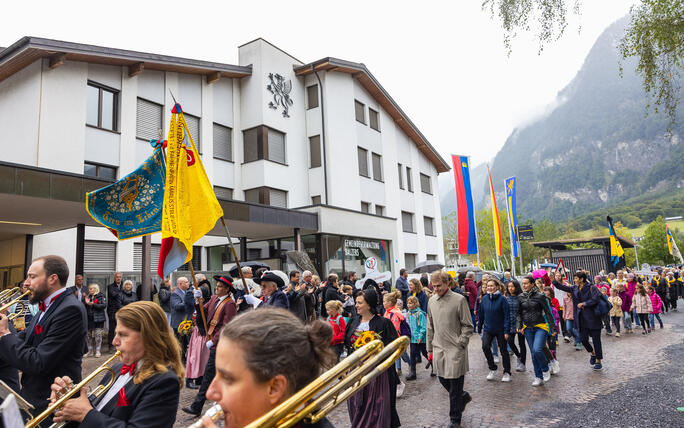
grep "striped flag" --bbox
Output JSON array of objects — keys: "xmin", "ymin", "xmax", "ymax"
[
  {"xmin": 451, "ymin": 155, "xmax": 478, "ymax": 254},
  {"xmin": 666, "ymin": 224, "xmax": 683, "ymax": 264},
  {"xmin": 488, "ymin": 166, "xmax": 503, "ymax": 257},
  {"xmin": 607, "ymin": 216, "xmax": 624, "ymax": 267},
  {"xmin": 504, "ymin": 177, "xmax": 518, "ymax": 257}
]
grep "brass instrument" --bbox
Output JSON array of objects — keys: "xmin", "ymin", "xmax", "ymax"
[
  {"xmin": 187, "ymin": 403, "xmax": 224, "ymax": 428},
  {"xmin": 24, "ymin": 351, "xmax": 121, "ymax": 428},
  {"xmin": 8, "ymin": 301, "xmax": 27, "ymax": 321},
  {"xmin": 188, "ymin": 336, "xmax": 409, "ymax": 428},
  {"xmin": 0, "ymin": 287, "xmax": 20, "ymax": 301},
  {"xmin": 0, "ymin": 291, "xmax": 30, "ymax": 315}
]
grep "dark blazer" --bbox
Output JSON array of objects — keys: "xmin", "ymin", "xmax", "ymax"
[
  {"xmin": 0, "ymin": 360, "xmax": 20, "ymax": 392},
  {"xmin": 553, "ymin": 282, "xmax": 602, "ymax": 330},
  {"xmin": 82, "ymin": 363, "xmax": 180, "ymax": 428},
  {"xmin": 157, "ymin": 285, "xmax": 171, "ymax": 313},
  {"xmin": 107, "ymin": 282, "xmax": 123, "ymax": 314},
  {"xmin": 199, "ymin": 295, "xmax": 237, "ymax": 346},
  {"xmin": 264, "ymin": 289, "xmax": 290, "ymax": 309},
  {"xmin": 0, "ymin": 289, "xmax": 86, "ymax": 412}
]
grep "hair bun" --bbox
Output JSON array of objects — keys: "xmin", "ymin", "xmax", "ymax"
[{"xmin": 306, "ymin": 321, "xmax": 335, "ymax": 369}]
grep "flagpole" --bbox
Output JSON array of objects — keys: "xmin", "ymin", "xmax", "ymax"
[{"xmin": 220, "ymin": 217, "xmax": 250, "ymax": 293}]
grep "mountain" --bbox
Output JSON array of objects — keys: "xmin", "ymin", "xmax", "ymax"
[
  {"xmin": 442, "ymin": 17, "xmax": 684, "ymax": 222},
  {"xmin": 439, "ymin": 162, "xmax": 487, "ymax": 216}
]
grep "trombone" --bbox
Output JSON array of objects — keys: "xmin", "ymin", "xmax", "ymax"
[
  {"xmin": 189, "ymin": 336, "xmax": 410, "ymax": 428},
  {"xmin": 0, "ymin": 290, "xmax": 30, "ymax": 316},
  {"xmin": 24, "ymin": 351, "xmax": 121, "ymax": 428},
  {"xmin": 0, "ymin": 287, "xmax": 21, "ymax": 303}
]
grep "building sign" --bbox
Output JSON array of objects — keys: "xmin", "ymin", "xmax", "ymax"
[
  {"xmin": 517, "ymin": 225, "xmax": 534, "ymax": 241},
  {"xmin": 345, "ymin": 248, "xmax": 360, "ymax": 257},
  {"xmin": 266, "ymin": 73, "xmax": 293, "ymax": 117},
  {"xmin": 344, "ymin": 239, "xmax": 381, "ymax": 250}
]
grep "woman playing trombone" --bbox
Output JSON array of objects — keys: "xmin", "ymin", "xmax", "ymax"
[{"xmin": 49, "ymin": 301, "xmax": 184, "ymax": 427}]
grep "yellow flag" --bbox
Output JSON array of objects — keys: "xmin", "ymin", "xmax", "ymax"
[{"xmin": 158, "ymin": 104, "xmax": 223, "ymax": 278}]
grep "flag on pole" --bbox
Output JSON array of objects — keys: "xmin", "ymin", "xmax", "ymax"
[
  {"xmin": 606, "ymin": 216, "xmax": 624, "ymax": 267},
  {"xmin": 451, "ymin": 155, "xmax": 478, "ymax": 255},
  {"xmin": 158, "ymin": 104, "xmax": 224, "ymax": 278},
  {"xmin": 487, "ymin": 166, "xmax": 503, "ymax": 257},
  {"xmin": 504, "ymin": 177, "xmax": 518, "ymax": 257},
  {"xmin": 85, "ymin": 148, "xmax": 165, "ymax": 239},
  {"xmin": 666, "ymin": 224, "xmax": 683, "ymax": 264}
]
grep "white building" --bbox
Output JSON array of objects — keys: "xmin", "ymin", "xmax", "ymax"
[{"xmin": 0, "ymin": 36, "xmax": 449, "ymax": 289}]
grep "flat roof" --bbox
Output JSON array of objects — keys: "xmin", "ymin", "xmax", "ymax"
[
  {"xmin": 0, "ymin": 36, "xmax": 252, "ymax": 83},
  {"xmin": 295, "ymin": 57, "xmax": 450, "ymax": 173},
  {"xmin": 532, "ymin": 235, "xmax": 636, "ymax": 250}
]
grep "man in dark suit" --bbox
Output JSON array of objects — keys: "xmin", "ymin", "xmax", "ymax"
[
  {"xmin": 0, "ymin": 255, "xmax": 87, "ymax": 419},
  {"xmin": 170, "ymin": 277, "xmax": 191, "ymax": 362},
  {"xmin": 256, "ymin": 272, "xmax": 289, "ymax": 309},
  {"xmin": 182, "ymin": 276, "xmax": 238, "ymax": 416},
  {"xmin": 107, "ymin": 272, "xmax": 123, "ymax": 350}
]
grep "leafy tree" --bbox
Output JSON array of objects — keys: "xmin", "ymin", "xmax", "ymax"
[
  {"xmin": 483, "ymin": 0, "xmax": 684, "ymax": 126},
  {"xmin": 639, "ymin": 215, "xmax": 674, "ymax": 264}
]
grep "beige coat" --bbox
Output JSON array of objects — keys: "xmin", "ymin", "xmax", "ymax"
[
  {"xmin": 630, "ymin": 293, "xmax": 652, "ymax": 314},
  {"xmin": 426, "ymin": 289, "xmax": 474, "ymax": 379},
  {"xmin": 608, "ymin": 296, "xmax": 623, "ymax": 317}
]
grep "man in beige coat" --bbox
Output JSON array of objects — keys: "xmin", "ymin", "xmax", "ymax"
[{"xmin": 427, "ymin": 271, "xmax": 474, "ymax": 428}]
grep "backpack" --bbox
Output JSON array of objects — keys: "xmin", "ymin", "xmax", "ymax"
[
  {"xmin": 594, "ymin": 289, "xmax": 611, "ymax": 317},
  {"xmin": 390, "ymin": 311, "xmax": 412, "ymax": 337}
]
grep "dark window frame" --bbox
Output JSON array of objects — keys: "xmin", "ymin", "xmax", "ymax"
[
  {"xmin": 369, "ymin": 108, "xmax": 380, "ymax": 131},
  {"xmin": 84, "ymin": 161, "xmax": 117, "ymax": 179},
  {"xmin": 242, "ymin": 125, "xmax": 288, "ymax": 166},
  {"xmin": 402, "ymin": 211, "xmax": 415, "ymax": 233},
  {"xmin": 423, "ymin": 216, "xmax": 435, "ymax": 236},
  {"xmin": 311, "ymin": 195, "xmax": 321, "ymax": 205},
  {"xmin": 244, "ymin": 186, "xmax": 288, "ymax": 207},
  {"xmin": 307, "ymin": 84, "xmax": 319, "ymax": 109},
  {"xmin": 398, "ymin": 163, "xmax": 404, "ymax": 189},
  {"xmin": 371, "ymin": 152, "xmax": 383, "ymax": 182},
  {"xmin": 354, "ymin": 100, "xmax": 366, "ymax": 124},
  {"xmin": 357, "ymin": 147, "xmax": 369, "ymax": 178},
  {"xmin": 86, "ymin": 80, "xmax": 119, "ymax": 132},
  {"xmin": 420, "ymin": 173, "xmax": 433, "ymax": 195},
  {"xmin": 375, "ymin": 204, "xmax": 385, "ymax": 216},
  {"xmin": 309, "ymin": 135, "xmax": 322, "ymax": 168},
  {"xmin": 406, "ymin": 166, "xmax": 413, "ymax": 192},
  {"xmin": 213, "ymin": 185, "xmax": 234, "ymax": 200},
  {"xmin": 360, "ymin": 201, "xmax": 370, "ymax": 213},
  {"xmin": 212, "ymin": 122, "xmax": 233, "ymax": 162}
]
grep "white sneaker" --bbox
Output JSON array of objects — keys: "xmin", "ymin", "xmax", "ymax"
[
  {"xmin": 493, "ymin": 356, "xmax": 500, "ymax": 363},
  {"xmin": 486, "ymin": 370, "xmax": 496, "ymax": 381},
  {"xmin": 542, "ymin": 370, "xmax": 551, "ymax": 382},
  {"xmin": 501, "ymin": 373, "xmax": 511, "ymax": 382},
  {"xmin": 532, "ymin": 377, "xmax": 544, "ymax": 387},
  {"xmin": 396, "ymin": 381, "xmax": 405, "ymax": 398},
  {"xmin": 550, "ymin": 360, "xmax": 560, "ymax": 375},
  {"xmin": 615, "ymin": 332, "xmax": 620, "ymax": 337}
]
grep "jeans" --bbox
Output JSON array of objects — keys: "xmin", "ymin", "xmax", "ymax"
[
  {"xmin": 395, "ymin": 351, "xmax": 410, "ymax": 370},
  {"xmin": 580, "ymin": 328, "xmax": 603, "ymax": 360},
  {"xmin": 482, "ymin": 331, "xmax": 511, "ymax": 374},
  {"xmin": 507, "ymin": 332, "xmax": 526, "ymax": 365},
  {"xmin": 438, "ymin": 376, "xmax": 467, "ymax": 425},
  {"xmin": 611, "ymin": 316, "xmax": 621, "ymax": 333},
  {"xmin": 565, "ymin": 320, "xmax": 580, "ymax": 344},
  {"xmin": 633, "ymin": 308, "xmax": 641, "ymax": 326},
  {"xmin": 649, "ymin": 313, "xmax": 663, "ymax": 328},
  {"xmin": 622, "ymin": 311, "xmax": 633, "ymax": 330},
  {"xmin": 523, "ymin": 327, "xmax": 549, "ymax": 379}
]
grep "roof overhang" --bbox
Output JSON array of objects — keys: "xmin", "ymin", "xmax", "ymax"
[
  {"xmin": 0, "ymin": 36, "xmax": 252, "ymax": 84},
  {"xmin": 532, "ymin": 235, "xmax": 636, "ymax": 251},
  {"xmin": 295, "ymin": 57, "xmax": 450, "ymax": 174}
]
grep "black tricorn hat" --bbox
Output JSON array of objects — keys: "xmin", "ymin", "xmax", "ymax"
[{"xmin": 253, "ymin": 271, "xmax": 285, "ymax": 289}]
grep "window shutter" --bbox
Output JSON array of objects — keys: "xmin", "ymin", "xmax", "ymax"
[
  {"xmin": 243, "ymin": 128, "xmax": 259, "ymax": 162},
  {"xmin": 213, "ymin": 123, "xmax": 232, "ymax": 161},
  {"xmin": 420, "ymin": 173, "xmax": 432, "ymax": 194},
  {"xmin": 309, "ymin": 135, "xmax": 321, "ymax": 168},
  {"xmin": 185, "ymin": 114, "xmax": 201, "ymax": 153},
  {"xmin": 424, "ymin": 216, "xmax": 434, "ymax": 236},
  {"xmin": 136, "ymin": 98, "xmax": 162, "ymax": 141},
  {"xmin": 84, "ymin": 241, "xmax": 116, "ymax": 272},
  {"xmin": 133, "ymin": 243, "xmax": 162, "ymax": 272},
  {"xmin": 213, "ymin": 186, "xmax": 233, "ymax": 200},
  {"xmin": 269, "ymin": 188, "xmax": 287, "ymax": 208},
  {"xmin": 267, "ymin": 128, "xmax": 286, "ymax": 163},
  {"xmin": 357, "ymin": 148, "xmax": 368, "ymax": 176},
  {"xmin": 402, "ymin": 211, "xmax": 414, "ymax": 233},
  {"xmin": 372, "ymin": 153, "xmax": 382, "ymax": 181}
]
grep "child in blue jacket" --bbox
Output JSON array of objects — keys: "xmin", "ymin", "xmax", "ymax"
[{"xmin": 405, "ymin": 295, "xmax": 428, "ymax": 380}]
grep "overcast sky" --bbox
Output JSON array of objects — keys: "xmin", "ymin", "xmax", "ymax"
[{"xmin": 2, "ymin": 0, "xmax": 635, "ymax": 165}]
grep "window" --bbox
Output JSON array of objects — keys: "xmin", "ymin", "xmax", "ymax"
[
  {"xmin": 361, "ymin": 201, "xmax": 370, "ymax": 213},
  {"xmin": 86, "ymin": 81, "xmax": 118, "ymax": 131},
  {"xmin": 406, "ymin": 166, "xmax": 413, "ymax": 192},
  {"xmin": 213, "ymin": 186, "xmax": 233, "ymax": 200},
  {"xmin": 182, "ymin": 246, "xmax": 202, "ymax": 271},
  {"xmin": 309, "ymin": 135, "xmax": 321, "ymax": 168},
  {"xmin": 357, "ymin": 147, "xmax": 369, "ymax": 177},
  {"xmin": 420, "ymin": 173, "xmax": 432, "ymax": 194},
  {"xmin": 402, "ymin": 211, "xmax": 415, "ymax": 233},
  {"xmin": 424, "ymin": 216, "xmax": 435, "ymax": 236},
  {"xmin": 84, "ymin": 240, "xmax": 116, "ymax": 272},
  {"xmin": 372, "ymin": 152, "xmax": 383, "ymax": 181},
  {"xmin": 133, "ymin": 243, "xmax": 162, "ymax": 272},
  {"xmin": 213, "ymin": 123, "xmax": 232, "ymax": 161},
  {"xmin": 369, "ymin": 108, "xmax": 380, "ymax": 131},
  {"xmin": 427, "ymin": 254, "xmax": 438, "ymax": 261},
  {"xmin": 244, "ymin": 187, "xmax": 288, "ymax": 208},
  {"xmin": 242, "ymin": 126, "xmax": 286, "ymax": 164},
  {"xmin": 398, "ymin": 164, "xmax": 404, "ymax": 189},
  {"xmin": 311, "ymin": 195, "xmax": 321, "ymax": 205},
  {"xmin": 404, "ymin": 253, "xmax": 417, "ymax": 270},
  {"xmin": 375, "ymin": 205, "xmax": 385, "ymax": 216},
  {"xmin": 84, "ymin": 162, "xmax": 116, "ymax": 180},
  {"xmin": 307, "ymin": 85, "xmax": 319, "ymax": 109},
  {"xmin": 354, "ymin": 100, "xmax": 365, "ymax": 124},
  {"xmin": 136, "ymin": 98, "xmax": 162, "ymax": 141},
  {"xmin": 184, "ymin": 113, "xmax": 201, "ymax": 153}
]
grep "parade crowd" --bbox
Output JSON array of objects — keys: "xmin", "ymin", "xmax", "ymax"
[{"xmin": 1, "ymin": 255, "xmax": 683, "ymax": 428}]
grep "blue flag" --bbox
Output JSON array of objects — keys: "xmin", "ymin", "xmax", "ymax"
[
  {"xmin": 86, "ymin": 148, "xmax": 165, "ymax": 239},
  {"xmin": 505, "ymin": 177, "xmax": 518, "ymax": 257}
]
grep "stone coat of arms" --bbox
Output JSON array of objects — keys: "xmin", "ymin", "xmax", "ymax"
[{"xmin": 267, "ymin": 73, "xmax": 293, "ymax": 117}]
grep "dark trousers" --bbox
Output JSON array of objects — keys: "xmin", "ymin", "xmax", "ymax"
[
  {"xmin": 671, "ymin": 294, "xmax": 678, "ymax": 309},
  {"xmin": 409, "ymin": 343, "xmax": 428, "ymax": 371},
  {"xmin": 438, "ymin": 375, "xmax": 467, "ymax": 425},
  {"xmin": 174, "ymin": 330, "xmax": 189, "ymax": 363},
  {"xmin": 107, "ymin": 311, "xmax": 117, "ymax": 348},
  {"xmin": 638, "ymin": 313, "xmax": 650, "ymax": 331},
  {"xmin": 601, "ymin": 313, "xmax": 612, "ymax": 333},
  {"xmin": 481, "ymin": 331, "xmax": 511, "ymax": 374},
  {"xmin": 190, "ymin": 347, "xmax": 216, "ymax": 412},
  {"xmin": 546, "ymin": 334, "xmax": 557, "ymax": 360},
  {"xmin": 558, "ymin": 309, "xmax": 569, "ymax": 337},
  {"xmin": 611, "ymin": 316, "xmax": 621, "ymax": 333},
  {"xmin": 580, "ymin": 328, "xmax": 603, "ymax": 360},
  {"xmin": 507, "ymin": 332, "xmax": 526, "ymax": 364},
  {"xmin": 658, "ymin": 293, "xmax": 669, "ymax": 312}
]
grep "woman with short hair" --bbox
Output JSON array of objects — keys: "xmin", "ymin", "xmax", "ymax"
[
  {"xmin": 50, "ymin": 301, "xmax": 184, "ymax": 427},
  {"xmin": 120, "ymin": 280, "xmax": 139, "ymax": 307},
  {"xmin": 84, "ymin": 283, "xmax": 106, "ymax": 357}
]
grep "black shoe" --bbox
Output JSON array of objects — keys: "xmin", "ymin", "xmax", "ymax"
[
  {"xmin": 461, "ymin": 392, "xmax": 472, "ymax": 413},
  {"xmin": 406, "ymin": 372, "xmax": 417, "ymax": 381},
  {"xmin": 430, "ymin": 370, "xmax": 436, "ymax": 377},
  {"xmin": 425, "ymin": 361, "xmax": 432, "ymax": 369},
  {"xmin": 182, "ymin": 407, "xmax": 201, "ymax": 416},
  {"xmin": 186, "ymin": 380, "xmax": 199, "ymax": 390}
]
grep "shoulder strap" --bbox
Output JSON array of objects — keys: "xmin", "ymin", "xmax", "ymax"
[{"xmin": 207, "ymin": 298, "xmax": 230, "ymax": 336}]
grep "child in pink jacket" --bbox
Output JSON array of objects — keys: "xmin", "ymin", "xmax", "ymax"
[{"xmin": 648, "ymin": 287, "xmax": 664, "ymax": 329}]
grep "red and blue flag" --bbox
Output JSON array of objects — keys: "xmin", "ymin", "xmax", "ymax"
[{"xmin": 451, "ymin": 155, "xmax": 478, "ymax": 255}]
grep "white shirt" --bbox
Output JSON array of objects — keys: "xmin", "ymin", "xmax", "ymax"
[
  {"xmin": 74, "ymin": 286, "xmax": 83, "ymax": 302},
  {"xmin": 37, "ymin": 287, "xmax": 66, "ymax": 323},
  {"xmin": 96, "ymin": 359, "xmax": 143, "ymax": 411}
]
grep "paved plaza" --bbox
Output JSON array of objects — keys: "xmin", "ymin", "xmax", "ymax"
[{"xmin": 82, "ymin": 310, "xmax": 684, "ymax": 428}]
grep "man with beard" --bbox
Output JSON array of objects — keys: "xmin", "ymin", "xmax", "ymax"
[{"xmin": 0, "ymin": 255, "xmax": 87, "ymax": 420}]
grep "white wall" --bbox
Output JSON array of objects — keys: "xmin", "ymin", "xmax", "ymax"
[{"xmin": 32, "ymin": 228, "xmax": 77, "ymax": 284}]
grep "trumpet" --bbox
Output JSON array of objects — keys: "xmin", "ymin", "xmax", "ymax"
[
  {"xmin": 188, "ymin": 336, "xmax": 409, "ymax": 428},
  {"xmin": 24, "ymin": 351, "xmax": 121, "ymax": 428},
  {"xmin": 0, "ymin": 290, "xmax": 30, "ymax": 315},
  {"xmin": 0, "ymin": 287, "xmax": 21, "ymax": 302}
]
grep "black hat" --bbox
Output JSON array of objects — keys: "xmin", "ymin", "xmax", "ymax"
[
  {"xmin": 253, "ymin": 271, "xmax": 285, "ymax": 289},
  {"xmin": 213, "ymin": 275, "xmax": 236, "ymax": 294}
]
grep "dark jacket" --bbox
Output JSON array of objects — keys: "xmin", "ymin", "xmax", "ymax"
[
  {"xmin": 395, "ymin": 277, "xmax": 410, "ymax": 304},
  {"xmin": 553, "ymin": 282, "xmax": 602, "ymax": 330},
  {"xmin": 504, "ymin": 295, "xmax": 520, "ymax": 334},
  {"xmin": 264, "ymin": 289, "xmax": 290, "ymax": 309},
  {"xmin": 0, "ymin": 361, "xmax": 19, "ymax": 392},
  {"xmin": 0, "ymin": 290, "xmax": 86, "ymax": 413},
  {"xmin": 83, "ymin": 363, "xmax": 180, "ymax": 428},
  {"xmin": 158, "ymin": 285, "xmax": 171, "ymax": 313},
  {"xmin": 323, "ymin": 285, "xmax": 345, "ymax": 317},
  {"xmin": 415, "ymin": 290, "xmax": 429, "ymax": 313},
  {"xmin": 170, "ymin": 288, "xmax": 189, "ymax": 329},
  {"xmin": 517, "ymin": 289, "xmax": 556, "ymax": 334},
  {"xmin": 106, "ymin": 282, "xmax": 123, "ymax": 314},
  {"xmin": 288, "ymin": 288, "xmax": 313, "ymax": 322},
  {"xmin": 477, "ymin": 292, "xmax": 510, "ymax": 334},
  {"xmin": 86, "ymin": 292, "xmax": 107, "ymax": 328},
  {"xmin": 120, "ymin": 289, "xmax": 139, "ymax": 307}
]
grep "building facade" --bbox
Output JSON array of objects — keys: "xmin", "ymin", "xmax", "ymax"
[{"xmin": 0, "ymin": 37, "xmax": 448, "ymax": 288}]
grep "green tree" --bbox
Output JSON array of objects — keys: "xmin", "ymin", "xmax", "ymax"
[
  {"xmin": 483, "ymin": 0, "xmax": 684, "ymax": 127},
  {"xmin": 639, "ymin": 215, "xmax": 675, "ymax": 264},
  {"xmin": 441, "ymin": 212, "xmax": 460, "ymax": 265}
]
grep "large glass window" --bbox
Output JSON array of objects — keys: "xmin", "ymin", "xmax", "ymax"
[
  {"xmin": 343, "ymin": 237, "xmax": 391, "ymax": 278},
  {"xmin": 86, "ymin": 81, "xmax": 118, "ymax": 131},
  {"xmin": 84, "ymin": 162, "xmax": 116, "ymax": 179},
  {"xmin": 322, "ymin": 235, "xmax": 344, "ymax": 276}
]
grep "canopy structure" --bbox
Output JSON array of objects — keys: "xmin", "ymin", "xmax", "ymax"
[{"xmin": 532, "ymin": 235, "xmax": 635, "ymax": 274}]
